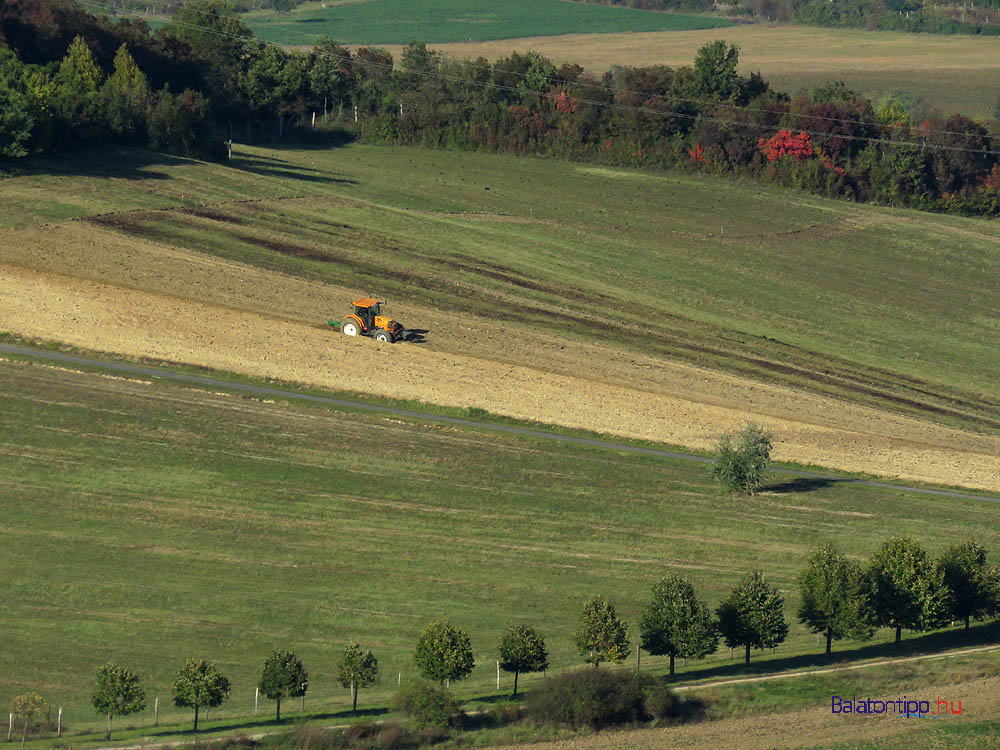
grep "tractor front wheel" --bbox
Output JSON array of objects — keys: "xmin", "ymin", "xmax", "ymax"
[
  {"xmin": 374, "ymin": 330, "xmax": 394, "ymax": 343},
  {"xmin": 342, "ymin": 321, "xmax": 359, "ymax": 337}
]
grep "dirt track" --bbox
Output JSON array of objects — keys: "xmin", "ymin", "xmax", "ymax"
[{"xmin": 1, "ymin": 220, "xmax": 998, "ymax": 493}]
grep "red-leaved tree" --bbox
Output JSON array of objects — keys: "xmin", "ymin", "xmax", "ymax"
[{"xmin": 759, "ymin": 130, "xmax": 813, "ymax": 162}]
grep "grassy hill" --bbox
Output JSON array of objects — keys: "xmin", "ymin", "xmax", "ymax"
[
  {"xmin": 4, "ymin": 144, "xmax": 997, "ymax": 435},
  {"xmin": 240, "ymin": 0, "xmax": 732, "ymax": 47},
  {"xmin": 2, "ymin": 351, "xmax": 998, "ymax": 734}
]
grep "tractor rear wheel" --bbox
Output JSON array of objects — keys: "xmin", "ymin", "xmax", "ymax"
[
  {"xmin": 342, "ymin": 321, "xmax": 359, "ymax": 337},
  {"xmin": 374, "ymin": 330, "xmax": 394, "ymax": 343}
]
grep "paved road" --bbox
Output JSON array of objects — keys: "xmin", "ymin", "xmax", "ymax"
[{"xmin": 2, "ymin": 343, "xmax": 998, "ymax": 504}]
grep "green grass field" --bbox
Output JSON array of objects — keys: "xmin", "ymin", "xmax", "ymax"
[
  {"xmin": 241, "ymin": 0, "xmax": 732, "ymax": 47},
  {"xmin": 1, "ymin": 353, "xmax": 999, "ymax": 738},
  {"xmin": 4, "ymin": 144, "xmax": 997, "ymax": 435}
]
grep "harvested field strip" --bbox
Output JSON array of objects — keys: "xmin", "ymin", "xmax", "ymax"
[
  {"xmin": 2, "ymin": 358, "xmax": 999, "ymax": 727},
  {"xmin": 60, "ymin": 191, "xmax": 1000, "ymax": 434}
]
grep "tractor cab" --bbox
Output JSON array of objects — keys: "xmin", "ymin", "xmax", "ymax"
[{"xmin": 353, "ymin": 299, "xmax": 381, "ymax": 330}]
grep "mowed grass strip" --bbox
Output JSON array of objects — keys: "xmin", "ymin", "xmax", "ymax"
[
  {"xmin": 14, "ymin": 144, "xmax": 996, "ymax": 431},
  {"xmin": 2, "ymin": 359, "xmax": 998, "ymax": 729},
  {"xmin": 242, "ymin": 0, "xmax": 731, "ymax": 47}
]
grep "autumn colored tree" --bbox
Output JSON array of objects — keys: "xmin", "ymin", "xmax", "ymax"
[
  {"xmin": 759, "ymin": 130, "xmax": 813, "ymax": 162},
  {"xmin": 10, "ymin": 693, "xmax": 46, "ymax": 749}
]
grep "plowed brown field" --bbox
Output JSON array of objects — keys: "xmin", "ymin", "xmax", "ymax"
[{"xmin": 2, "ymin": 218, "xmax": 998, "ymax": 493}]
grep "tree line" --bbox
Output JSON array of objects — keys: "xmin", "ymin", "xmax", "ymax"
[
  {"xmin": 10, "ymin": 536, "xmax": 998, "ymax": 740},
  {"xmin": 2, "ymin": 0, "xmax": 999, "ymax": 217}
]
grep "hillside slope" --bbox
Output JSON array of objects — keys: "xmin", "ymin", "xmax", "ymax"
[{"xmin": 1, "ymin": 144, "xmax": 998, "ymax": 490}]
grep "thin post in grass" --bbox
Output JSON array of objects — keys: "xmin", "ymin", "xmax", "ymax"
[
  {"xmin": 154, "ymin": 697, "xmax": 158, "ymax": 726},
  {"xmin": 57, "ymin": 708, "xmax": 62, "ymax": 737},
  {"xmin": 7, "ymin": 713, "xmax": 12, "ymax": 741},
  {"xmin": 254, "ymin": 687, "xmax": 259, "ymax": 714},
  {"xmin": 496, "ymin": 661, "xmax": 500, "ymax": 691},
  {"xmin": 397, "ymin": 673, "xmax": 401, "ymax": 686}
]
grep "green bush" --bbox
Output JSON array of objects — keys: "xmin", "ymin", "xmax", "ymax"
[
  {"xmin": 392, "ymin": 680, "xmax": 459, "ymax": 729},
  {"xmin": 644, "ymin": 683, "xmax": 707, "ymax": 725},
  {"xmin": 711, "ymin": 421, "xmax": 773, "ymax": 495},
  {"xmin": 524, "ymin": 668, "xmax": 648, "ymax": 729}
]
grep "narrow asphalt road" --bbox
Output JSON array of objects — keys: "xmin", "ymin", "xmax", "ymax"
[{"xmin": 2, "ymin": 343, "xmax": 998, "ymax": 504}]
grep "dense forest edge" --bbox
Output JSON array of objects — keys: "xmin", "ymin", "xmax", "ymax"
[{"xmin": 2, "ymin": 0, "xmax": 1000, "ymax": 217}]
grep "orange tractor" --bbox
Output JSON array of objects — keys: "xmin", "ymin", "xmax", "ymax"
[{"xmin": 329, "ymin": 298, "xmax": 413, "ymax": 343}]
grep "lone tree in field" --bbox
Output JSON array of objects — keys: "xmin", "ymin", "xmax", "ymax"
[
  {"xmin": 711, "ymin": 422, "xmax": 773, "ymax": 495},
  {"xmin": 258, "ymin": 650, "xmax": 308, "ymax": 721},
  {"xmin": 575, "ymin": 596, "xmax": 631, "ymax": 667},
  {"xmin": 717, "ymin": 571, "xmax": 788, "ymax": 665},
  {"xmin": 337, "ymin": 644, "xmax": 379, "ymax": 713},
  {"xmin": 798, "ymin": 542, "xmax": 875, "ymax": 654},
  {"xmin": 414, "ymin": 618, "xmax": 475, "ymax": 685},
  {"xmin": 498, "ymin": 624, "xmax": 549, "ymax": 697},
  {"xmin": 172, "ymin": 659, "xmax": 231, "ymax": 731},
  {"xmin": 639, "ymin": 576, "xmax": 718, "ymax": 676},
  {"xmin": 11, "ymin": 693, "xmax": 46, "ymax": 749},
  {"xmin": 864, "ymin": 537, "xmax": 950, "ymax": 645},
  {"xmin": 92, "ymin": 662, "xmax": 146, "ymax": 740},
  {"xmin": 937, "ymin": 539, "xmax": 1000, "ymax": 631}
]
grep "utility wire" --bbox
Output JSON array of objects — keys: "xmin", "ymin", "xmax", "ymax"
[{"xmin": 79, "ymin": 0, "xmax": 1000, "ymax": 157}]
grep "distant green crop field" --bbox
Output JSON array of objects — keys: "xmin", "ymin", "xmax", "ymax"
[
  {"xmin": 242, "ymin": 0, "xmax": 732, "ymax": 47},
  {"xmin": 2, "ymin": 357, "xmax": 998, "ymax": 735}
]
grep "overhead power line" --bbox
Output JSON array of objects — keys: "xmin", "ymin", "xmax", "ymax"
[{"xmin": 77, "ymin": 0, "xmax": 1000, "ymax": 157}]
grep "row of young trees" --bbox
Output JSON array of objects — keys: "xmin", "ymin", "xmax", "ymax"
[
  {"xmin": 2, "ymin": 0, "xmax": 999, "ymax": 217},
  {"xmin": 22, "ymin": 536, "xmax": 993, "ymax": 740}
]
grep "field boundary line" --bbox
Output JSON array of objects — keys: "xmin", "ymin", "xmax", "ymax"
[
  {"xmin": 1, "ymin": 343, "xmax": 998, "ymax": 504},
  {"xmin": 675, "ymin": 643, "xmax": 1000, "ymax": 692}
]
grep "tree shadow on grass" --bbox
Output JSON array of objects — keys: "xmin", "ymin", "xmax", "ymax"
[
  {"xmin": 5, "ymin": 147, "xmax": 184, "ymax": 180},
  {"xmin": 140, "ymin": 707, "xmax": 388, "ymax": 739},
  {"xmin": 227, "ymin": 150, "xmax": 359, "ymax": 186},
  {"xmin": 764, "ymin": 476, "xmax": 849, "ymax": 494},
  {"xmin": 662, "ymin": 619, "xmax": 1000, "ymax": 686}
]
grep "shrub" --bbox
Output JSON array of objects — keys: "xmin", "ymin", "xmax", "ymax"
[
  {"xmin": 644, "ymin": 684, "xmax": 707, "ymax": 725},
  {"xmin": 375, "ymin": 723, "xmax": 413, "ymax": 750},
  {"xmin": 525, "ymin": 668, "xmax": 648, "ymax": 730},
  {"xmin": 711, "ymin": 421, "xmax": 773, "ymax": 495},
  {"xmin": 392, "ymin": 680, "xmax": 458, "ymax": 729},
  {"xmin": 284, "ymin": 725, "xmax": 347, "ymax": 749}
]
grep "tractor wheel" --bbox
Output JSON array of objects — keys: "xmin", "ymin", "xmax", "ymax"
[
  {"xmin": 342, "ymin": 321, "xmax": 359, "ymax": 337},
  {"xmin": 374, "ymin": 330, "xmax": 394, "ymax": 343}
]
